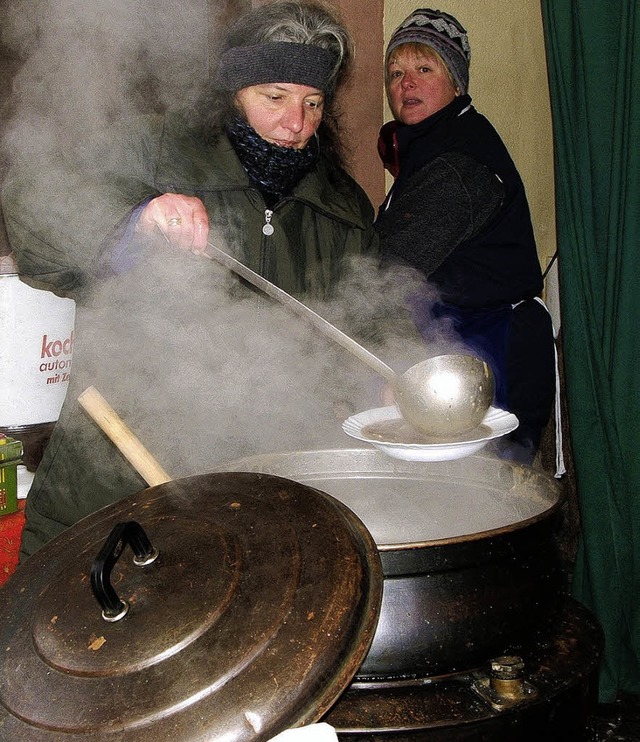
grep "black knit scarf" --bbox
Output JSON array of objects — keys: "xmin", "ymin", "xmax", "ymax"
[{"xmin": 226, "ymin": 116, "xmax": 318, "ymax": 207}]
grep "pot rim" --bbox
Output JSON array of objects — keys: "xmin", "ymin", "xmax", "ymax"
[{"xmin": 216, "ymin": 448, "xmax": 564, "ymax": 552}]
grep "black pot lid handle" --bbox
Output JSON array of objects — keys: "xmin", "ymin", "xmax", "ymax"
[
  {"xmin": 0, "ymin": 472, "xmax": 383, "ymax": 741},
  {"xmin": 90, "ymin": 520, "xmax": 160, "ymax": 621}
]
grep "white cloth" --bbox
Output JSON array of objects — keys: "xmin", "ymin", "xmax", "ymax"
[
  {"xmin": 532, "ymin": 296, "xmax": 565, "ymax": 478},
  {"xmin": 510, "ymin": 297, "xmax": 565, "ymax": 477},
  {"xmin": 268, "ymin": 723, "xmax": 338, "ymax": 742}
]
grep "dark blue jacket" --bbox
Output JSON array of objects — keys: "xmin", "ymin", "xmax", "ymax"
[{"xmin": 375, "ymin": 94, "xmax": 544, "ymax": 309}]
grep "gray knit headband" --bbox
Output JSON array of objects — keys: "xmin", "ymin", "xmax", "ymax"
[{"xmin": 217, "ymin": 42, "xmax": 338, "ymax": 94}]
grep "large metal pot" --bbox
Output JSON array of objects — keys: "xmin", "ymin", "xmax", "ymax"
[
  {"xmin": 217, "ymin": 449, "xmax": 565, "ymax": 679},
  {"xmin": 0, "ymin": 450, "xmax": 565, "ymax": 740}
]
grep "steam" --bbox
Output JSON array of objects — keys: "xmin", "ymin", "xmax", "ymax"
[
  {"xmin": 77, "ymin": 246, "xmax": 453, "ymax": 476},
  {"xmin": 1, "ymin": 0, "xmax": 214, "ymax": 278},
  {"xmin": 2, "ymin": 0, "xmax": 209, "ymax": 129},
  {"xmin": 0, "ymin": 0, "xmax": 466, "ymax": 478}
]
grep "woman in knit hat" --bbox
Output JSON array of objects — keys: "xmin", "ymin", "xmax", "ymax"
[
  {"xmin": 4, "ymin": 0, "xmax": 380, "ymax": 560},
  {"xmin": 375, "ymin": 8, "xmax": 556, "ymax": 465}
]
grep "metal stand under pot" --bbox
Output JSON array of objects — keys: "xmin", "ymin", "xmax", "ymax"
[{"xmin": 325, "ymin": 598, "xmax": 602, "ymax": 741}]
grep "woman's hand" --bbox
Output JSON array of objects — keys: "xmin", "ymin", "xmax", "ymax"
[{"xmin": 137, "ymin": 193, "xmax": 209, "ymax": 255}]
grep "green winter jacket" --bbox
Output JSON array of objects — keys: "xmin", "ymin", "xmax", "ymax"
[
  {"xmin": 2, "ymin": 112, "xmax": 379, "ymax": 560},
  {"xmin": 3, "ymin": 112, "xmax": 377, "ymax": 301}
]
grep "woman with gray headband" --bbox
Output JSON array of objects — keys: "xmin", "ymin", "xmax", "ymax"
[
  {"xmin": 134, "ymin": 0, "xmax": 373, "ymax": 287},
  {"xmin": 4, "ymin": 0, "xmax": 379, "ymax": 561},
  {"xmin": 5, "ymin": 0, "xmax": 374, "ymax": 298},
  {"xmin": 132, "ymin": 2, "xmax": 372, "ymax": 274}
]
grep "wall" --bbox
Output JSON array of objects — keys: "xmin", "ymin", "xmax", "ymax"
[{"xmin": 335, "ymin": 0, "xmax": 386, "ymax": 208}]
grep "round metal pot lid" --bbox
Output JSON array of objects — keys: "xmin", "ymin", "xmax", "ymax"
[{"xmin": 0, "ymin": 472, "xmax": 383, "ymax": 741}]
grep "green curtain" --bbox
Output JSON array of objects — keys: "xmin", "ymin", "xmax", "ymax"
[{"xmin": 540, "ymin": 1, "xmax": 640, "ymax": 702}]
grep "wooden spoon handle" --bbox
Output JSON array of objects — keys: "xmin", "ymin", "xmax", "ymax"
[{"xmin": 78, "ymin": 386, "xmax": 172, "ymax": 486}]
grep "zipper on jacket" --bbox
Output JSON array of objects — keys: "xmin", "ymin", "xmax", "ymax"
[
  {"xmin": 259, "ymin": 208, "xmax": 274, "ymax": 283},
  {"xmin": 262, "ymin": 209, "xmax": 274, "ymax": 236}
]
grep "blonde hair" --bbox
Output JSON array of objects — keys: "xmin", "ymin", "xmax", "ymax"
[{"xmin": 386, "ymin": 42, "xmax": 458, "ymax": 91}]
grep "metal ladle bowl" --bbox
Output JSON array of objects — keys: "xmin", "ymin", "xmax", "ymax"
[
  {"xmin": 393, "ymin": 354, "xmax": 495, "ymax": 437},
  {"xmin": 203, "ymin": 244, "xmax": 495, "ymax": 438}
]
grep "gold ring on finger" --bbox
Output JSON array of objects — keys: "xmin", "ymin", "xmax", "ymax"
[{"xmin": 167, "ymin": 217, "xmax": 182, "ymax": 227}]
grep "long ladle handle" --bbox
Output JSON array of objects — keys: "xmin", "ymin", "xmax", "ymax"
[
  {"xmin": 204, "ymin": 242, "xmax": 398, "ymax": 384},
  {"xmin": 78, "ymin": 386, "xmax": 172, "ymax": 486}
]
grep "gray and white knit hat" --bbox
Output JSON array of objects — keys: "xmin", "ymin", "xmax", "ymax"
[
  {"xmin": 386, "ymin": 8, "xmax": 471, "ymax": 94},
  {"xmin": 217, "ymin": 42, "xmax": 339, "ymax": 94}
]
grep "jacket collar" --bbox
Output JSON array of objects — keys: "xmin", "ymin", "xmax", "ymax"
[
  {"xmin": 156, "ymin": 120, "xmax": 368, "ymax": 230},
  {"xmin": 378, "ymin": 94, "xmax": 473, "ymax": 177}
]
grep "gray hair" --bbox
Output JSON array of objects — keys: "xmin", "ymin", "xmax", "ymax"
[{"xmin": 221, "ymin": 0, "xmax": 353, "ymax": 94}]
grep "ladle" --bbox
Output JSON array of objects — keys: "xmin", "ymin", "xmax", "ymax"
[{"xmin": 204, "ymin": 243, "xmax": 494, "ymax": 437}]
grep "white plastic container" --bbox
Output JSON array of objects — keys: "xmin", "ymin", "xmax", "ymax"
[{"xmin": 0, "ymin": 254, "xmax": 76, "ymax": 427}]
